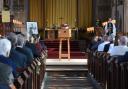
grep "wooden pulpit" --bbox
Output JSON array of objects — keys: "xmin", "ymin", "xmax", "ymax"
[{"xmin": 58, "ymin": 29, "xmax": 71, "ymax": 60}]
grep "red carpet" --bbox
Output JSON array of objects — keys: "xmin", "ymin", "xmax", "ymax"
[{"xmin": 41, "ymin": 40, "xmax": 87, "ymax": 59}]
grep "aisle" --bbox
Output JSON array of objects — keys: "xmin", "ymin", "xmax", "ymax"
[
  {"xmin": 43, "ymin": 72, "xmax": 94, "ymax": 89},
  {"xmin": 43, "ymin": 58, "xmax": 95, "ymax": 89}
]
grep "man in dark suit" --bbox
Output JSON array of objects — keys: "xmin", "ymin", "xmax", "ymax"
[
  {"xmin": 16, "ymin": 34, "xmax": 34, "ymax": 65},
  {"xmin": 10, "ymin": 48, "xmax": 27, "ymax": 68},
  {"xmin": 7, "ymin": 32, "xmax": 27, "ymax": 68}
]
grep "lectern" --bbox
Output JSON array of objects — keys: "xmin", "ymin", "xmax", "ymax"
[{"xmin": 58, "ymin": 29, "xmax": 71, "ymax": 60}]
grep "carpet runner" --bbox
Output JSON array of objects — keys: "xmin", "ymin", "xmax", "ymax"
[{"xmin": 41, "ymin": 40, "xmax": 87, "ymax": 59}]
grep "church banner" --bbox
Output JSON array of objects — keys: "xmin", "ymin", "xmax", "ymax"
[{"xmin": 2, "ymin": 10, "xmax": 10, "ymax": 22}]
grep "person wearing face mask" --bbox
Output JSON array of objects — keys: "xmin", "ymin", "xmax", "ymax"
[{"xmin": 0, "ymin": 38, "xmax": 16, "ymax": 89}]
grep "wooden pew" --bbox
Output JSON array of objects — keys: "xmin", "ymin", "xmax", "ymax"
[
  {"xmin": 88, "ymin": 50, "xmax": 128, "ymax": 89},
  {"xmin": 14, "ymin": 50, "xmax": 47, "ymax": 89}
]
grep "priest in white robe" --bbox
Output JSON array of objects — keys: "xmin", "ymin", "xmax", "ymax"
[{"xmin": 105, "ymin": 18, "xmax": 116, "ymax": 40}]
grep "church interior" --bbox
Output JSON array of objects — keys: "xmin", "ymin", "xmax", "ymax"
[{"xmin": 0, "ymin": 0, "xmax": 128, "ymax": 89}]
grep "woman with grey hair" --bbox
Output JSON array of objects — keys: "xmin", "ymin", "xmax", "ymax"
[
  {"xmin": 0, "ymin": 39, "xmax": 16, "ymax": 89},
  {"xmin": 6, "ymin": 32, "xmax": 17, "ymax": 48},
  {"xmin": 108, "ymin": 36, "xmax": 128, "ymax": 56}
]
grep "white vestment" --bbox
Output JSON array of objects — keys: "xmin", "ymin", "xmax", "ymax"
[{"xmin": 105, "ymin": 23, "xmax": 116, "ymax": 40}]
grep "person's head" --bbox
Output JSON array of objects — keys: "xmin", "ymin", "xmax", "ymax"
[
  {"xmin": 95, "ymin": 35, "xmax": 102, "ymax": 41},
  {"xmin": 31, "ymin": 34, "xmax": 40, "ymax": 43},
  {"xmin": 17, "ymin": 34, "xmax": 25, "ymax": 47},
  {"xmin": 36, "ymin": 34, "xmax": 40, "ymax": 39},
  {"xmin": 6, "ymin": 32, "xmax": 17, "ymax": 48},
  {"xmin": 29, "ymin": 35, "xmax": 34, "ymax": 43},
  {"xmin": 35, "ymin": 34, "xmax": 40, "ymax": 42},
  {"xmin": 0, "ymin": 39, "xmax": 11, "ymax": 57},
  {"xmin": 108, "ymin": 18, "xmax": 112, "ymax": 22},
  {"xmin": 93, "ymin": 36, "xmax": 99, "ymax": 42},
  {"xmin": 118, "ymin": 36, "xmax": 128, "ymax": 46},
  {"xmin": 103, "ymin": 35, "xmax": 109, "ymax": 41}
]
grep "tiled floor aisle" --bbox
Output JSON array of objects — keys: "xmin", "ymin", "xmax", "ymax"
[
  {"xmin": 43, "ymin": 59, "xmax": 94, "ymax": 89},
  {"xmin": 43, "ymin": 72, "xmax": 94, "ymax": 89}
]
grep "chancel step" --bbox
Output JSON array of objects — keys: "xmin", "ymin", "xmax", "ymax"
[
  {"xmin": 46, "ymin": 59, "xmax": 88, "ymax": 72},
  {"xmin": 46, "ymin": 65, "xmax": 88, "ymax": 71}
]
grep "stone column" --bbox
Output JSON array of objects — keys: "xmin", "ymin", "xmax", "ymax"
[
  {"xmin": 0, "ymin": 0, "xmax": 3, "ymax": 12},
  {"xmin": 111, "ymin": 0, "xmax": 116, "ymax": 19},
  {"xmin": 10, "ymin": 0, "xmax": 14, "ymax": 15},
  {"xmin": 24, "ymin": 0, "xmax": 29, "ymax": 22},
  {"xmin": 124, "ymin": 0, "xmax": 128, "ymax": 33}
]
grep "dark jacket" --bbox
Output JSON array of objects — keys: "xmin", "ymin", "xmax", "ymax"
[
  {"xmin": 0, "ymin": 55, "xmax": 15, "ymax": 89},
  {"xmin": 117, "ymin": 52, "xmax": 128, "ymax": 63},
  {"xmin": 10, "ymin": 48, "xmax": 27, "ymax": 68},
  {"xmin": 103, "ymin": 42, "xmax": 113, "ymax": 52},
  {"xmin": 25, "ymin": 42, "xmax": 39, "ymax": 57},
  {"xmin": 16, "ymin": 46, "xmax": 34, "ymax": 65},
  {"xmin": 91, "ymin": 40, "xmax": 103, "ymax": 51},
  {"xmin": 0, "ymin": 62, "xmax": 14, "ymax": 89}
]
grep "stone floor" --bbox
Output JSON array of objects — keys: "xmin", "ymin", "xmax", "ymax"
[
  {"xmin": 43, "ymin": 58, "xmax": 95, "ymax": 89},
  {"xmin": 43, "ymin": 72, "xmax": 94, "ymax": 89}
]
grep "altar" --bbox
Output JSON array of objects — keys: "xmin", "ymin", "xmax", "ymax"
[{"xmin": 44, "ymin": 28, "xmax": 78, "ymax": 40}]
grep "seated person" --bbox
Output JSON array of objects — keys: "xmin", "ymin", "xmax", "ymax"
[
  {"xmin": 98, "ymin": 36, "xmax": 110, "ymax": 51},
  {"xmin": 108, "ymin": 36, "xmax": 128, "ymax": 56},
  {"xmin": 16, "ymin": 34, "xmax": 34, "ymax": 65},
  {"xmin": 32, "ymin": 35, "xmax": 43, "ymax": 57},
  {"xmin": 104, "ymin": 36, "xmax": 114, "ymax": 52},
  {"xmin": 34, "ymin": 34, "xmax": 47, "ymax": 57},
  {"xmin": 25, "ymin": 35, "xmax": 39, "ymax": 57},
  {"xmin": 35, "ymin": 34, "xmax": 47, "ymax": 50},
  {"xmin": 0, "ymin": 39, "xmax": 16, "ymax": 89},
  {"xmin": 90, "ymin": 36, "xmax": 103, "ymax": 51},
  {"xmin": 89, "ymin": 36, "xmax": 98, "ymax": 50},
  {"xmin": 7, "ymin": 32, "xmax": 27, "ymax": 68}
]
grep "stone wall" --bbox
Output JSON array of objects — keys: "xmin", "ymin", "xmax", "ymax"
[
  {"xmin": 93, "ymin": 0, "xmax": 112, "ymax": 23},
  {"xmin": 124, "ymin": 0, "xmax": 128, "ymax": 33}
]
